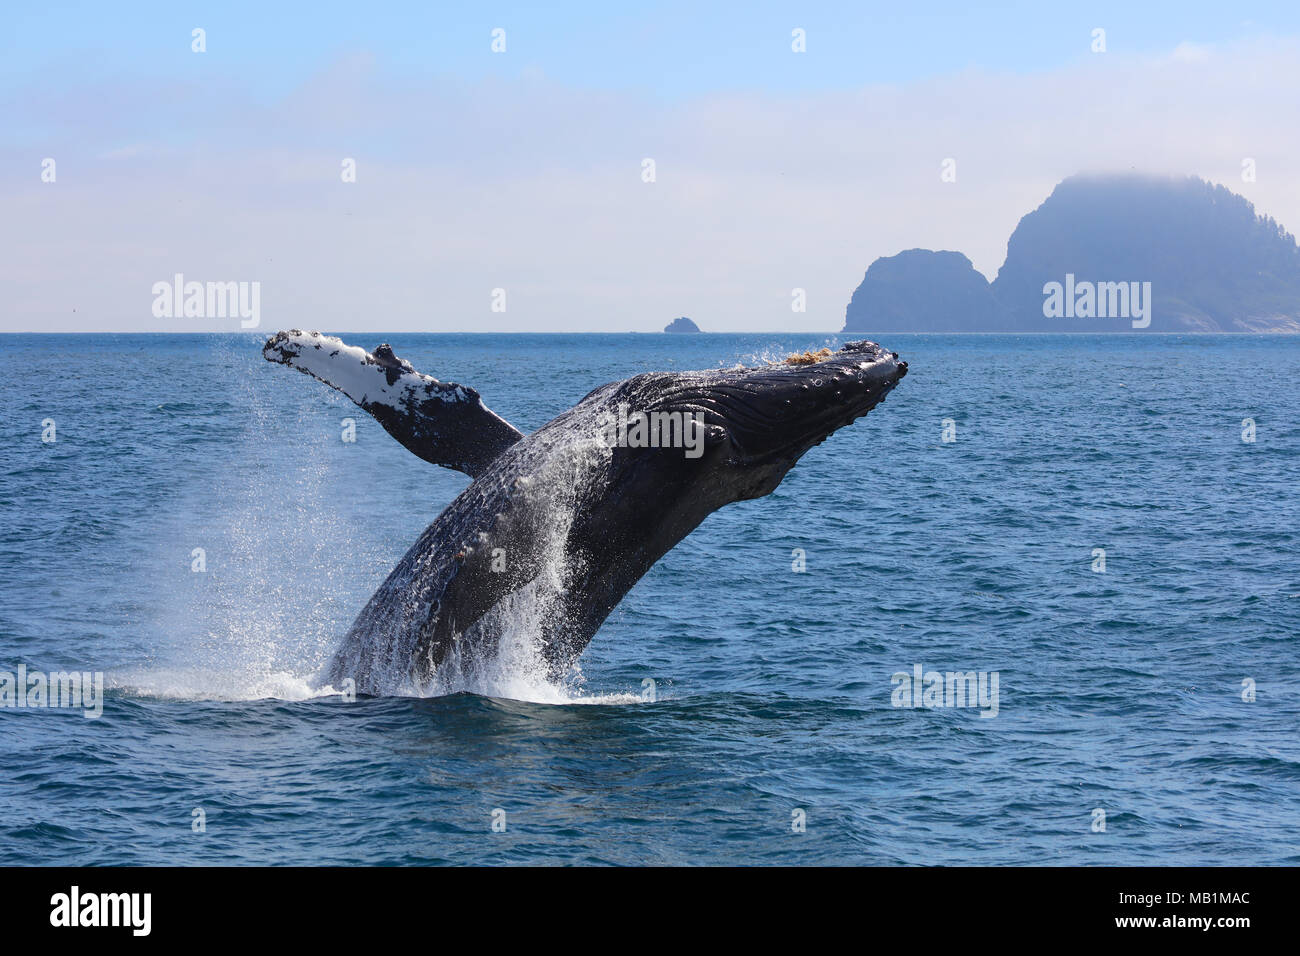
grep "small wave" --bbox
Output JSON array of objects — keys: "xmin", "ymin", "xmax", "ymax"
[
  {"xmin": 108, "ymin": 666, "xmax": 653, "ymax": 707},
  {"xmin": 107, "ymin": 668, "xmax": 339, "ymax": 702},
  {"xmin": 476, "ymin": 685, "xmax": 653, "ymax": 706}
]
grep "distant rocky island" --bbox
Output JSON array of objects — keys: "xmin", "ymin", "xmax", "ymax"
[
  {"xmin": 844, "ymin": 174, "xmax": 1300, "ymax": 332},
  {"xmin": 664, "ymin": 316, "xmax": 701, "ymax": 333}
]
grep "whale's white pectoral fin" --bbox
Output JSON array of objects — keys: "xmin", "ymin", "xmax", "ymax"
[{"xmin": 263, "ymin": 330, "xmax": 524, "ymax": 477}]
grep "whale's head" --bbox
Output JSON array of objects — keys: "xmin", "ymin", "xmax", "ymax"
[
  {"xmin": 594, "ymin": 340, "xmax": 907, "ymax": 507},
  {"xmin": 702, "ymin": 340, "xmax": 906, "ymax": 484}
]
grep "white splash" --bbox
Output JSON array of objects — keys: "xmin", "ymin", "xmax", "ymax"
[
  {"xmin": 125, "ymin": 343, "xmax": 646, "ymax": 707},
  {"xmin": 733, "ymin": 338, "xmax": 841, "ymax": 368},
  {"xmin": 108, "ymin": 667, "xmax": 340, "ymax": 702},
  {"xmin": 414, "ymin": 423, "xmax": 628, "ymax": 704}
]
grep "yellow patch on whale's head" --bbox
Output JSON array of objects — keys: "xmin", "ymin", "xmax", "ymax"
[{"xmin": 780, "ymin": 348, "xmax": 834, "ymax": 366}]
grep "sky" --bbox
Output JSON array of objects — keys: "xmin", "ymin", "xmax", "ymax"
[{"xmin": 4, "ymin": 1, "xmax": 1300, "ymax": 332}]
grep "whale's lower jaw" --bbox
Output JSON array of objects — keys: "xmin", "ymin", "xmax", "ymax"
[{"xmin": 266, "ymin": 335, "xmax": 907, "ymax": 696}]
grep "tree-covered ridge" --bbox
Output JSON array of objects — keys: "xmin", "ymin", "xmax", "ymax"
[{"xmin": 844, "ymin": 174, "xmax": 1300, "ymax": 332}]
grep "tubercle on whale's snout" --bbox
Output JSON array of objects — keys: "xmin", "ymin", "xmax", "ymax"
[
  {"xmin": 832, "ymin": 340, "xmax": 906, "ymax": 380},
  {"xmin": 875, "ymin": 349, "xmax": 907, "ymax": 385}
]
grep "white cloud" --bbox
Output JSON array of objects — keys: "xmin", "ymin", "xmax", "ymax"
[{"xmin": 3, "ymin": 35, "xmax": 1299, "ymax": 332}]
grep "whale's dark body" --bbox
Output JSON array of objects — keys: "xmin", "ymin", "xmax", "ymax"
[{"xmin": 265, "ymin": 332, "xmax": 907, "ymax": 694}]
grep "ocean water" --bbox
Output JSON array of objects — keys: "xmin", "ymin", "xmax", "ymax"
[{"xmin": 1, "ymin": 332, "xmax": 1298, "ymax": 866}]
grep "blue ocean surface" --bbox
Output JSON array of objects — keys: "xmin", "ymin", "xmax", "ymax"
[{"xmin": 1, "ymin": 332, "xmax": 1297, "ymax": 865}]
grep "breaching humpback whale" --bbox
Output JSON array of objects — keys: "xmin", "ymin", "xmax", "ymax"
[{"xmin": 264, "ymin": 331, "xmax": 907, "ymax": 695}]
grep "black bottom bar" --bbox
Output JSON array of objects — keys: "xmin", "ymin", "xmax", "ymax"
[{"xmin": 0, "ymin": 865, "xmax": 1272, "ymax": 941}]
